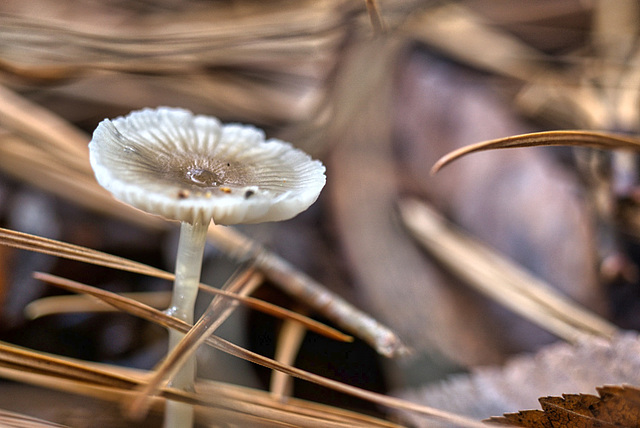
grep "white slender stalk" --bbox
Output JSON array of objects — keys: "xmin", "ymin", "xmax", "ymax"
[{"xmin": 163, "ymin": 219, "xmax": 209, "ymax": 428}]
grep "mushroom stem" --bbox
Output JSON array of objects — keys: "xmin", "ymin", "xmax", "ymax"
[{"xmin": 164, "ymin": 218, "xmax": 209, "ymax": 428}]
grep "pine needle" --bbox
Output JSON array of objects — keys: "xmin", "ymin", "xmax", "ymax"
[
  {"xmin": 0, "ymin": 227, "xmax": 350, "ymax": 342},
  {"xmin": 128, "ymin": 267, "xmax": 266, "ymax": 418},
  {"xmin": 398, "ymin": 198, "xmax": 618, "ymax": 343},
  {"xmin": 0, "ymin": 343, "xmax": 396, "ymax": 427},
  {"xmin": 24, "ymin": 291, "xmax": 171, "ymax": 319},
  {"xmin": 32, "ymin": 272, "xmax": 484, "ymax": 428},
  {"xmin": 0, "ymin": 409, "xmax": 68, "ymax": 428}
]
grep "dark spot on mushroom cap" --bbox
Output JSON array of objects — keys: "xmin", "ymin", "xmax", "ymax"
[{"xmin": 244, "ymin": 189, "xmax": 255, "ymax": 199}]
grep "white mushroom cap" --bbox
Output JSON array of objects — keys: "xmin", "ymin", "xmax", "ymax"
[{"xmin": 89, "ymin": 107, "xmax": 326, "ymax": 225}]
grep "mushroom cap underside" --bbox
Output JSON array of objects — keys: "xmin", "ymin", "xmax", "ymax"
[{"xmin": 89, "ymin": 107, "xmax": 326, "ymax": 225}]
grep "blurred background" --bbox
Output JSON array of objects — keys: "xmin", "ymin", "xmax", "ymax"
[{"xmin": 0, "ymin": 0, "xmax": 638, "ymax": 426}]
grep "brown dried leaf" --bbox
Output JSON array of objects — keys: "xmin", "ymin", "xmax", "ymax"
[
  {"xmin": 395, "ymin": 333, "xmax": 640, "ymax": 427},
  {"xmin": 488, "ymin": 386, "xmax": 640, "ymax": 427}
]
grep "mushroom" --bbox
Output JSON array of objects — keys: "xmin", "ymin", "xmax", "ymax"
[{"xmin": 88, "ymin": 107, "xmax": 326, "ymax": 426}]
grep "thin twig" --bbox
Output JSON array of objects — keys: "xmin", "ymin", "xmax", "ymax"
[{"xmin": 207, "ymin": 225, "xmax": 410, "ymax": 358}]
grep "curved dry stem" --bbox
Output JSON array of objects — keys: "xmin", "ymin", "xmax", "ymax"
[{"xmin": 431, "ymin": 130, "xmax": 640, "ymax": 174}]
